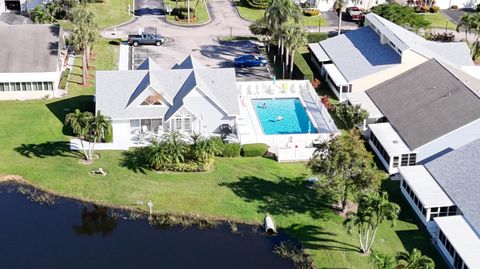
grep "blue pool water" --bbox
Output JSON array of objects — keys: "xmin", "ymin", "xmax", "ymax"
[{"xmin": 252, "ymin": 98, "xmax": 317, "ymax": 135}]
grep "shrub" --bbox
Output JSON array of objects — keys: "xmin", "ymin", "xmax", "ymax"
[
  {"xmin": 293, "ymin": 51, "xmax": 314, "ymax": 81},
  {"xmin": 430, "ymin": 5, "xmax": 440, "ymax": 13},
  {"xmin": 222, "ymin": 143, "xmax": 241, "ymax": 157},
  {"xmin": 245, "ymin": 0, "xmax": 270, "ymax": 9},
  {"xmin": 420, "ymin": 5, "xmax": 429, "ymax": 12},
  {"xmin": 242, "ymin": 143, "xmax": 268, "ymax": 157},
  {"xmin": 303, "ymin": 8, "xmax": 320, "ymax": 16},
  {"xmin": 59, "ymin": 68, "xmax": 70, "ymax": 90},
  {"xmin": 477, "ymin": 3, "xmax": 480, "ymax": 11},
  {"xmin": 104, "ymin": 123, "xmax": 113, "ymax": 143},
  {"xmin": 451, "ymin": 4, "xmax": 458, "ymax": 9},
  {"xmin": 161, "ymin": 160, "xmax": 213, "ymax": 172},
  {"xmin": 208, "ymin": 136, "xmax": 225, "ymax": 156}
]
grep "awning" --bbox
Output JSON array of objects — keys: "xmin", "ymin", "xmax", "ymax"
[
  {"xmin": 399, "ymin": 165, "xmax": 454, "ymax": 208},
  {"xmin": 323, "ymin": 64, "xmax": 348, "ymax": 86},
  {"xmin": 368, "ymin": 122, "xmax": 411, "ymax": 155},
  {"xmin": 345, "ymin": 92, "xmax": 383, "ymax": 119},
  {"xmin": 308, "ymin": 43, "xmax": 330, "ymax": 62}
]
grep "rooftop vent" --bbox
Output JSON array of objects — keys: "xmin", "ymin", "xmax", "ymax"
[{"xmin": 392, "ymin": 140, "xmax": 399, "ymax": 144}]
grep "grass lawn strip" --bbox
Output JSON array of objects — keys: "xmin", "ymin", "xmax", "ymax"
[{"xmin": 164, "ymin": 0, "xmax": 209, "ymax": 25}]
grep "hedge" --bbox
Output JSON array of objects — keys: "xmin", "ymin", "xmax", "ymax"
[
  {"xmin": 303, "ymin": 8, "xmax": 320, "ymax": 16},
  {"xmin": 245, "ymin": 0, "xmax": 270, "ymax": 9},
  {"xmin": 222, "ymin": 143, "xmax": 241, "ymax": 157},
  {"xmin": 307, "ymin": 32, "xmax": 328, "ymax": 43},
  {"xmin": 242, "ymin": 143, "xmax": 268, "ymax": 157},
  {"xmin": 293, "ymin": 50, "xmax": 314, "ymax": 81},
  {"xmin": 104, "ymin": 123, "xmax": 113, "ymax": 143}
]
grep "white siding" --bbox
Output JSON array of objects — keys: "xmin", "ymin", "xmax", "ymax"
[
  {"xmin": 416, "ymin": 118, "xmax": 480, "ymax": 163},
  {"xmin": 183, "ymin": 88, "xmax": 235, "ymax": 134}
]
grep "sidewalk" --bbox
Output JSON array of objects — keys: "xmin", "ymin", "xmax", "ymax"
[{"xmin": 118, "ymin": 43, "xmax": 130, "ymax": 70}]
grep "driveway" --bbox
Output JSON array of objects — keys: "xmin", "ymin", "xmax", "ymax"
[
  {"xmin": 105, "ymin": 0, "xmax": 271, "ymax": 79},
  {"xmin": 322, "ymin": 11, "xmax": 358, "ymax": 27},
  {"xmin": 441, "ymin": 8, "xmax": 473, "ymax": 25},
  {"xmin": 135, "ymin": 0, "xmax": 164, "ymax": 16}
]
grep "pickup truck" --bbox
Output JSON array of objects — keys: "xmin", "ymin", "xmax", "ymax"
[
  {"xmin": 127, "ymin": 33, "xmax": 165, "ymax": 47},
  {"xmin": 346, "ymin": 7, "xmax": 363, "ymax": 21}
]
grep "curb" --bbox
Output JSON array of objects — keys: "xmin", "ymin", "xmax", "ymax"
[
  {"xmin": 231, "ymin": 0, "xmax": 256, "ymax": 23},
  {"xmin": 163, "ymin": 0, "xmax": 212, "ymax": 27}
]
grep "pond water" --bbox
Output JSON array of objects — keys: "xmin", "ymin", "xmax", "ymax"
[{"xmin": 0, "ymin": 184, "xmax": 294, "ymax": 269}]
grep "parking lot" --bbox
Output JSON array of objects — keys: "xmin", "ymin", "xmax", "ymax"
[{"xmin": 130, "ymin": 38, "xmax": 272, "ymax": 81}]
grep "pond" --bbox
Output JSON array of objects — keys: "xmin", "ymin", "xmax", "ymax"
[{"xmin": 0, "ymin": 184, "xmax": 294, "ymax": 269}]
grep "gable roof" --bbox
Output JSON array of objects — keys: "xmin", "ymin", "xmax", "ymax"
[
  {"xmin": 365, "ymin": 13, "xmax": 473, "ymax": 67},
  {"xmin": 319, "ymin": 26, "xmax": 401, "ymax": 81},
  {"xmin": 0, "ymin": 24, "xmax": 63, "ymax": 73},
  {"xmin": 425, "ymin": 139, "xmax": 480, "ymax": 232},
  {"xmin": 96, "ymin": 56, "xmax": 239, "ymax": 120},
  {"xmin": 367, "ymin": 59, "xmax": 480, "ymax": 149}
]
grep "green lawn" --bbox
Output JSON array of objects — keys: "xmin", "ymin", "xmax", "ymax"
[
  {"xmin": 421, "ymin": 13, "xmax": 457, "ymax": 30},
  {"xmin": 164, "ymin": 0, "xmax": 209, "ymax": 25},
  {"xmin": 0, "ymin": 38, "xmax": 446, "ymax": 268},
  {"xmin": 58, "ymin": 0, "xmax": 133, "ymax": 30},
  {"xmin": 233, "ymin": 0, "xmax": 328, "ymax": 26}
]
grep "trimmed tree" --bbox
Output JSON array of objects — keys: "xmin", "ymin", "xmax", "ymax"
[
  {"xmin": 370, "ymin": 251, "xmax": 396, "ymax": 269},
  {"xmin": 284, "ymin": 23, "xmax": 308, "ymax": 79},
  {"xmin": 65, "ymin": 109, "xmax": 93, "ymax": 160},
  {"xmin": 307, "ymin": 130, "xmax": 381, "ymax": 213},
  {"xmin": 344, "ymin": 191, "xmax": 400, "ymax": 254},
  {"xmin": 334, "ymin": 0, "xmax": 345, "ymax": 36},
  {"xmin": 334, "ymin": 103, "xmax": 369, "ymax": 130},
  {"xmin": 371, "ymin": 4, "xmax": 431, "ymax": 31}
]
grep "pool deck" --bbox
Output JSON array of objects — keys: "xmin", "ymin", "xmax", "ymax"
[{"xmin": 236, "ymin": 80, "xmax": 339, "ymax": 162}]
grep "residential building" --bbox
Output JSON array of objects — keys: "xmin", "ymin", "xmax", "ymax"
[
  {"xmin": 359, "ymin": 59, "xmax": 480, "ymax": 174},
  {"xmin": 93, "ymin": 55, "xmax": 339, "ymax": 162},
  {"xmin": 307, "ymin": 0, "xmax": 385, "ymax": 11},
  {"xmin": 398, "ymin": 139, "xmax": 480, "ymax": 269},
  {"xmin": 399, "ymin": 0, "xmax": 480, "ymax": 10},
  {"xmin": 0, "ymin": 24, "xmax": 67, "ymax": 100},
  {"xmin": 308, "ymin": 13, "xmax": 472, "ymax": 101}
]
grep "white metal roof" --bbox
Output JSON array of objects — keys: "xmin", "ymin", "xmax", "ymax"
[
  {"xmin": 308, "ymin": 43, "xmax": 330, "ymax": 62},
  {"xmin": 460, "ymin": 66, "xmax": 480, "ymax": 80},
  {"xmin": 435, "ymin": 215, "xmax": 480, "ymax": 268},
  {"xmin": 368, "ymin": 122, "xmax": 411, "ymax": 155},
  {"xmin": 399, "ymin": 166, "xmax": 454, "ymax": 208},
  {"xmin": 344, "ymin": 92, "xmax": 383, "ymax": 119},
  {"xmin": 323, "ymin": 64, "xmax": 348, "ymax": 86}
]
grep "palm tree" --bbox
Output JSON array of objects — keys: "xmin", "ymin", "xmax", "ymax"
[
  {"xmin": 164, "ymin": 132, "xmax": 186, "ymax": 164},
  {"xmin": 344, "ymin": 192, "xmax": 400, "ymax": 254},
  {"xmin": 284, "ymin": 23, "xmax": 307, "ymax": 79},
  {"xmin": 146, "ymin": 139, "xmax": 169, "ymax": 170},
  {"xmin": 70, "ymin": 6, "xmax": 97, "ymax": 85},
  {"xmin": 370, "ymin": 251, "xmax": 396, "ymax": 269},
  {"xmin": 86, "ymin": 111, "xmax": 111, "ymax": 160},
  {"xmin": 396, "ymin": 249, "xmax": 435, "ymax": 269},
  {"xmin": 334, "ymin": 0, "xmax": 345, "ymax": 36},
  {"xmin": 457, "ymin": 13, "xmax": 476, "ymax": 43},
  {"xmin": 265, "ymin": 0, "xmax": 302, "ymax": 62},
  {"xmin": 65, "ymin": 109, "xmax": 93, "ymax": 160}
]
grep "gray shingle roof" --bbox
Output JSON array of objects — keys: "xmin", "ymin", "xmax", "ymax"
[
  {"xmin": 365, "ymin": 13, "xmax": 473, "ymax": 67},
  {"xmin": 0, "ymin": 24, "xmax": 62, "ymax": 73},
  {"xmin": 96, "ymin": 56, "xmax": 239, "ymax": 121},
  {"xmin": 425, "ymin": 139, "xmax": 480, "ymax": 232},
  {"xmin": 319, "ymin": 26, "xmax": 401, "ymax": 81},
  {"xmin": 367, "ymin": 59, "xmax": 480, "ymax": 149}
]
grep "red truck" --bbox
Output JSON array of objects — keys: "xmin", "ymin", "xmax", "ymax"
[{"xmin": 346, "ymin": 7, "xmax": 363, "ymax": 21}]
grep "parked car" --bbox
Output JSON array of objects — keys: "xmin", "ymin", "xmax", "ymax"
[
  {"xmin": 234, "ymin": 55, "xmax": 268, "ymax": 67},
  {"xmin": 346, "ymin": 7, "xmax": 363, "ymax": 21},
  {"xmin": 127, "ymin": 33, "xmax": 165, "ymax": 47}
]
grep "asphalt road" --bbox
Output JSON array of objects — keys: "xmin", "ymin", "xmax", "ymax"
[{"xmin": 106, "ymin": 0, "xmax": 271, "ymax": 80}]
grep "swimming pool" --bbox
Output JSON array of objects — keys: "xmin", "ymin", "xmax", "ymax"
[{"xmin": 252, "ymin": 98, "xmax": 317, "ymax": 135}]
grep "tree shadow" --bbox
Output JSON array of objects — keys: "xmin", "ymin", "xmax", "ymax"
[
  {"xmin": 46, "ymin": 95, "xmax": 95, "ymax": 136},
  {"xmin": 14, "ymin": 141, "xmax": 82, "ymax": 159},
  {"xmin": 73, "ymin": 205, "xmax": 118, "ymax": 237},
  {"xmin": 285, "ymin": 223, "xmax": 359, "ymax": 252},
  {"xmin": 219, "ymin": 176, "xmax": 330, "ymax": 219},
  {"xmin": 119, "ymin": 148, "xmax": 151, "ymax": 174}
]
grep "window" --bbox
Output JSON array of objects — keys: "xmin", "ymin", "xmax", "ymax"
[
  {"xmin": 183, "ymin": 118, "xmax": 191, "ymax": 131},
  {"xmin": 14, "ymin": 82, "xmax": 21, "ymax": 91},
  {"xmin": 175, "ymin": 118, "xmax": 182, "ymax": 130},
  {"xmin": 0, "ymin": 83, "xmax": 5, "ymax": 92},
  {"xmin": 44, "ymin": 82, "xmax": 53, "ymax": 91},
  {"xmin": 26, "ymin": 82, "xmax": 32, "ymax": 91},
  {"xmin": 393, "ymin": 156, "xmax": 399, "ymax": 168},
  {"xmin": 401, "ymin": 154, "xmax": 409, "ymax": 166},
  {"xmin": 389, "ymin": 41, "xmax": 396, "ymax": 48},
  {"xmin": 409, "ymin": 153, "xmax": 417, "ymax": 166},
  {"xmin": 21, "ymin": 82, "xmax": 27, "ymax": 91}
]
